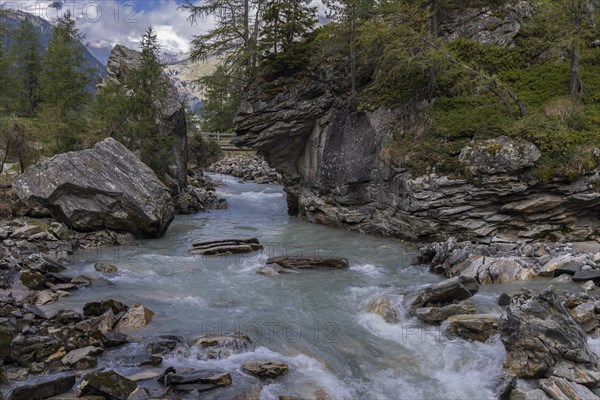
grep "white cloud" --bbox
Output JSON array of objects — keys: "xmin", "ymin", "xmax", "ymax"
[{"xmin": 5, "ymin": 1, "xmax": 213, "ymax": 62}]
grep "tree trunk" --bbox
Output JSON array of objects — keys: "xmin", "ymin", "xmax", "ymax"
[
  {"xmin": 569, "ymin": 43, "xmax": 581, "ymax": 100},
  {"xmin": 349, "ymin": 10, "xmax": 357, "ymax": 102},
  {"xmin": 570, "ymin": 0, "xmax": 584, "ymax": 101}
]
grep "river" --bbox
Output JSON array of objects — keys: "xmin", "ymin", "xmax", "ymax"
[{"xmin": 43, "ymin": 174, "xmax": 562, "ymax": 399}]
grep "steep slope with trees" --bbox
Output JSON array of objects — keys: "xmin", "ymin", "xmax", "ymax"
[{"xmin": 232, "ymin": 0, "xmax": 600, "ymax": 242}]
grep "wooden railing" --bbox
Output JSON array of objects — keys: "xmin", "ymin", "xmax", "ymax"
[{"xmin": 199, "ymin": 132, "xmax": 254, "ymax": 152}]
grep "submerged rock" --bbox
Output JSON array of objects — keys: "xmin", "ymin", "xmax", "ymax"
[
  {"xmin": 266, "ymin": 256, "xmax": 350, "ymax": 270},
  {"xmin": 94, "ymin": 262, "xmax": 118, "ymax": 273},
  {"xmin": 366, "ymin": 296, "xmax": 400, "ymax": 323},
  {"xmin": 13, "ymin": 138, "xmax": 175, "ymax": 238},
  {"xmin": 191, "ymin": 333, "xmax": 253, "ymax": 360},
  {"xmin": 500, "ymin": 287, "xmax": 600, "ymax": 380}
]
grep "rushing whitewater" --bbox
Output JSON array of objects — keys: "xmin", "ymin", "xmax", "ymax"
[{"xmin": 43, "ymin": 174, "xmax": 516, "ymax": 399}]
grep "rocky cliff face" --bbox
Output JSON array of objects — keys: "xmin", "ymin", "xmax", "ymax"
[
  {"xmin": 234, "ymin": 1, "xmax": 600, "ymax": 243},
  {"xmin": 102, "ymin": 45, "xmax": 188, "ymax": 189}
]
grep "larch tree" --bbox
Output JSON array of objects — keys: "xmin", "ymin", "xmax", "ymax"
[
  {"xmin": 39, "ymin": 11, "xmax": 92, "ymax": 118},
  {"xmin": 13, "ymin": 17, "xmax": 42, "ymax": 116},
  {"xmin": 260, "ymin": 0, "xmax": 317, "ymax": 56}
]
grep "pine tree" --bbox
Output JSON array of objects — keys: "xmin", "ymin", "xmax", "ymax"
[
  {"xmin": 95, "ymin": 27, "xmax": 174, "ymax": 178},
  {"xmin": 13, "ymin": 17, "xmax": 42, "ymax": 116},
  {"xmin": 181, "ymin": 0, "xmax": 263, "ymax": 80},
  {"xmin": 198, "ymin": 65, "xmax": 243, "ymax": 132},
  {"xmin": 324, "ymin": 0, "xmax": 376, "ymax": 101},
  {"xmin": 39, "ymin": 11, "xmax": 92, "ymax": 118},
  {"xmin": 0, "ymin": 11, "xmax": 17, "ymax": 115},
  {"xmin": 260, "ymin": 0, "xmax": 316, "ymax": 56}
]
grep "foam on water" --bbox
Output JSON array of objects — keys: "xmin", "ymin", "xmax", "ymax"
[
  {"xmin": 350, "ymin": 263, "xmax": 385, "ymax": 277},
  {"xmin": 356, "ymin": 311, "xmax": 505, "ymax": 399},
  {"xmin": 161, "ymin": 346, "xmax": 355, "ymax": 400}
]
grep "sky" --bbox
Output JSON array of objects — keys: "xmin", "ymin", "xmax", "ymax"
[{"xmin": 2, "ymin": 0, "xmax": 212, "ymax": 62}]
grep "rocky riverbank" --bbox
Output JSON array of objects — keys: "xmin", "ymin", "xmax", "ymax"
[
  {"xmin": 414, "ymin": 237, "xmax": 600, "ymax": 286},
  {"xmin": 0, "ymin": 217, "xmax": 295, "ymax": 399},
  {"xmin": 208, "ymin": 156, "xmax": 282, "ymax": 184},
  {"xmin": 364, "ymin": 239, "xmax": 600, "ymax": 399}
]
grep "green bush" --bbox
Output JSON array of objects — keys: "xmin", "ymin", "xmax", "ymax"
[{"xmin": 189, "ymin": 135, "xmax": 223, "ymax": 168}]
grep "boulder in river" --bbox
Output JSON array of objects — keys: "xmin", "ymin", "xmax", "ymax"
[
  {"xmin": 266, "ymin": 256, "xmax": 350, "ymax": 270},
  {"xmin": 191, "ymin": 333, "xmax": 253, "ymax": 360},
  {"xmin": 445, "ymin": 314, "xmax": 499, "ymax": 342},
  {"xmin": 242, "ymin": 361, "xmax": 289, "ymax": 379},
  {"xmin": 366, "ymin": 296, "xmax": 400, "ymax": 323},
  {"xmin": 500, "ymin": 287, "xmax": 600, "ymax": 381},
  {"xmin": 115, "ymin": 304, "xmax": 155, "ymax": 333},
  {"xmin": 190, "ymin": 238, "xmax": 264, "ymax": 256},
  {"xmin": 13, "ymin": 138, "xmax": 175, "ymax": 238},
  {"xmin": 158, "ymin": 367, "xmax": 232, "ymax": 393},
  {"xmin": 409, "ymin": 276, "xmax": 479, "ymax": 310},
  {"xmin": 415, "ymin": 301, "xmax": 476, "ymax": 324},
  {"xmin": 94, "ymin": 262, "xmax": 118, "ymax": 273}
]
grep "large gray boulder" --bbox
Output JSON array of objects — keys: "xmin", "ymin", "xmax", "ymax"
[
  {"xmin": 459, "ymin": 136, "xmax": 542, "ymax": 175},
  {"xmin": 500, "ymin": 287, "xmax": 600, "ymax": 384},
  {"xmin": 13, "ymin": 138, "xmax": 174, "ymax": 238},
  {"xmin": 102, "ymin": 44, "xmax": 188, "ymax": 189}
]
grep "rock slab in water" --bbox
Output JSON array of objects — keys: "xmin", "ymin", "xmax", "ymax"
[
  {"xmin": 415, "ymin": 301, "xmax": 476, "ymax": 324},
  {"xmin": 367, "ymin": 296, "xmax": 400, "ymax": 323},
  {"xmin": 94, "ymin": 262, "xmax": 118, "ymax": 273},
  {"xmin": 7, "ymin": 373, "xmax": 75, "ymax": 400},
  {"xmin": 266, "ymin": 256, "xmax": 350, "ymax": 270},
  {"xmin": 159, "ymin": 367, "xmax": 232, "ymax": 393},
  {"xmin": 409, "ymin": 276, "xmax": 479, "ymax": 310},
  {"xmin": 191, "ymin": 333, "xmax": 253, "ymax": 360},
  {"xmin": 445, "ymin": 314, "xmax": 498, "ymax": 342},
  {"xmin": 77, "ymin": 370, "xmax": 138, "ymax": 399},
  {"xmin": 190, "ymin": 238, "xmax": 264, "ymax": 256},
  {"xmin": 500, "ymin": 287, "xmax": 600, "ymax": 380},
  {"xmin": 242, "ymin": 361, "xmax": 289, "ymax": 379},
  {"xmin": 13, "ymin": 138, "xmax": 175, "ymax": 238}
]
